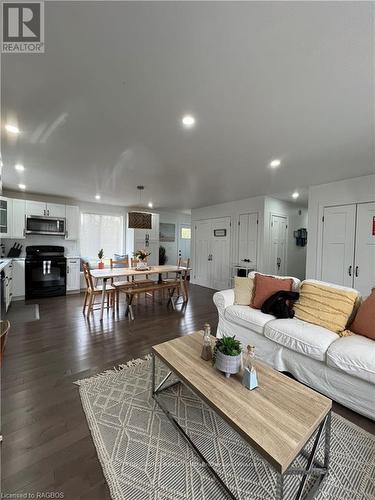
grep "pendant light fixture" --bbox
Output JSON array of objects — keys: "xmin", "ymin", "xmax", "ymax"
[{"xmin": 128, "ymin": 186, "xmax": 152, "ymax": 229}]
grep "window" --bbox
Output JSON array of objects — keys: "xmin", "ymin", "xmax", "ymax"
[
  {"xmin": 80, "ymin": 213, "xmax": 124, "ymax": 258},
  {"xmin": 180, "ymin": 227, "xmax": 191, "ymax": 239}
]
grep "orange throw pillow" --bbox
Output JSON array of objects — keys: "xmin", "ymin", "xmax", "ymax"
[
  {"xmin": 251, "ymin": 273, "xmax": 293, "ymax": 310},
  {"xmin": 350, "ymin": 289, "xmax": 375, "ymax": 340}
]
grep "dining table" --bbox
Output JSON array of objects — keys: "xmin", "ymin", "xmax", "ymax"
[{"xmin": 89, "ymin": 265, "xmax": 191, "ymax": 320}]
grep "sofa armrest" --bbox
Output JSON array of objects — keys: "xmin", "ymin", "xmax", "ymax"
[{"xmin": 213, "ymin": 289, "xmax": 235, "ymax": 315}]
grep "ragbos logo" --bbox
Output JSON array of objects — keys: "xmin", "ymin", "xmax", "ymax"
[{"xmin": 2, "ymin": 2, "xmax": 44, "ymax": 53}]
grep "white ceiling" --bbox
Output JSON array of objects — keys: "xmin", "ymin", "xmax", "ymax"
[{"xmin": 2, "ymin": 1, "xmax": 374, "ymax": 209}]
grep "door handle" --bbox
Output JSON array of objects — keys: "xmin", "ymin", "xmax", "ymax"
[
  {"xmin": 355, "ymin": 266, "xmax": 359, "ymax": 277},
  {"xmin": 348, "ymin": 265, "xmax": 352, "ymax": 277},
  {"xmin": 276, "ymin": 257, "xmax": 281, "ymax": 270}
]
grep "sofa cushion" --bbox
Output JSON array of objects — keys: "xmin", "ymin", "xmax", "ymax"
[
  {"xmin": 264, "ymin": 318, "xmax": 338, "ymax": 361},
  {"xmin": 224, "ymin": 305, "xmax": 275, "ymax": 335},
  {"xmin": 350, "ymin": 289, "xmax": 375, "ymax": 340},
  {"xmin": 293, "ymin": 280, "xmax": 359, "ymax": 334},
  {"xmin": 251, "ymin": 274, "xmax": 293, "ymax": 309},
  {"xmin": 248, "ymin": 271, "xmax": 301, "ymax": 291},
  {"xmin": 234, "ymin": 276, "xmax": 254, "ymax": 305},
  {"xmin": 327, "ymin": 335, "xmax": 375, "ymax": 384}
]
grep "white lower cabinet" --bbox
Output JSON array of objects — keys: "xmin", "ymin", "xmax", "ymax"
[
  {"xmin": 12, "ymin": 259, "xmax": 25, "ymax": 298},
  {"xmin": 66, "ymin": 258, "xmax": 81, "ymax": 291},
  {"xmin": 4, "ymin": 262, "xmax": 13, "ymax": 311}
]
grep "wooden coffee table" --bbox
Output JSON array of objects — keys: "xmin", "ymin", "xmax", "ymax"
[{"xmin": 151, "ymin": 331, "xmax": 332, "ymax": 500}]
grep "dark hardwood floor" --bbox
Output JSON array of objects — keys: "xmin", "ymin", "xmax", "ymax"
[{"xmin": 2, "ymin": 285, "xmax": 374, "ymax": 499}]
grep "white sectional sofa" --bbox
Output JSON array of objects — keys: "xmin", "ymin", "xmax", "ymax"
[{"xmin": 213, "ymin": 278, "xmax": 375, "ymax": 420}]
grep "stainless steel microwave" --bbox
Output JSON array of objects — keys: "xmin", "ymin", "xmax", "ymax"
[{"xmin": 26, "ymin": 216, "xmax": 66, "ymax": 236}]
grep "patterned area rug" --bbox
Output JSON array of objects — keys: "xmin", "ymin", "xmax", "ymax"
[{"xmin": 76, "ymin": 357, "xmax": 375, "ymax": 500}]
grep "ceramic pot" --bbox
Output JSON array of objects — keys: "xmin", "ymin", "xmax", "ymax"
[
  {"xmin": 98, "ymin": 261, "xmax": 104, "ymax": 269},
  {"xmin": 215, "ymin": 351, "xmax": 242, "ymax": 378},
  {"xmin": 136, "ymin": 260, "xmax": 147, "ymax": 270}
]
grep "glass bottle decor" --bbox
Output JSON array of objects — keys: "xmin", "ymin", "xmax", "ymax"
[{"xmin": 201, "ymin": 323, "xmax": 212, "ymax": 361}]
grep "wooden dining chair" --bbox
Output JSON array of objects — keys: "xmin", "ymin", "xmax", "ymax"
[
  {"xmin": 109, "ymin": 258, "xmax": 134, "ymax": 307},
  {"xmin": 0, "ymin": 320, "xmax": 10, "ymax": 367},
  {"xmin": 82, "ymin": 262, "xmax": 116, "ymax": 316},
  {"xmin": 162, "ymin": 258, "xmax": 190, "ymax": 301}
]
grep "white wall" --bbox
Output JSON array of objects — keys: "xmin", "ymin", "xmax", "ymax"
[
  {"xmin": 306, "ymin": 174, "xmax": 375, "ymax": 279},
  {"xmin": 158, "ymin": 211, "xmax": 191, "ymax": 264},
  {"xmin": 263, "ymin": 197, "xmax": 308, "ymax": 279}
]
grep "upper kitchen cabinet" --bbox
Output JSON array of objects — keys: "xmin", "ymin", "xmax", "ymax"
[
  {"xmin": 47, "ymin": 203, "xmax": 66, "ymax": 218},
  {"xmin": 65, "ymin": 205, "xmax": 80, "ymax": 240},
  {"xmin": 26, "ymin": 200, "xmax": 46, "ymax": 216},
  {"xmin": 25, "ymin": 201, "xmax": 66, "ymax": 217},
  {"xmin": 0, "ymin": 197, "xmax": 12, "ymax": 238},
  {"xmin": 12, "ymin": 199, "xmax": 26, "ymax": 239}
]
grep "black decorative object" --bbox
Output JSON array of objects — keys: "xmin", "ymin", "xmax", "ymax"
[{"xmin": 294, "ymin": 228, "xmax": 307, "ymax": 247}]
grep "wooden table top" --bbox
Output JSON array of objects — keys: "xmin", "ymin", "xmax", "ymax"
[
  {"xmin": 90, "ymin": 265, "xmax": 190, "ymax": 280},
  {"xmin": 152, "ymin": 331, "xmax": 332, "ymax": 474}
]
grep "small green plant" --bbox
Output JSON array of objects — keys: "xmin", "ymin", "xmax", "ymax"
[
  {"xmin": 98, "ymin": 248, "xmax": 104, "ymax": 260},
  {"xmin": 134, "ymin": 249, "xmax": 151, "ymax": 261},
  {"xmin": 213, "ymin": 335, "xmax": 242, "ymax": 363}
]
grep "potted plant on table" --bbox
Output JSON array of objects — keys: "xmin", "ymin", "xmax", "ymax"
[
  {"xmin": 133, "ymin": 249, "xmax": 151, "ymax": 270},
  {"xmin": 213, "ymin": 335, "xmax": 242, "ymax": 378},
  {"xmin": 97, "ymin": 249, "xmax": 104, "ymax": 269}
]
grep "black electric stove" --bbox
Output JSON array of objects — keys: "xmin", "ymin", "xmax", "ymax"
[{"xmin": 25, "ymin": 245, "xmax": 67, "ymax": 300}]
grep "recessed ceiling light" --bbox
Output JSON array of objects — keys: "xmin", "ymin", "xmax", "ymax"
[
  {"xmin": 269, "ymin": 159, "xmax": 281, "ymax": 168},
  {"xmin": 18, "ymin": 183, "xmax": 26, "ymax": 191},
  {"xmin": 148, "ymin": 202, "xmax": 153, "ymax": 208},
  {"xmin": 292, "ymin": 191, "xmax": 300, "ymax": 199},
  {"xmin": 5, "ymin": 124, "xmax": 20, "ymax": 134},
  {"xmin": 181, "ymin": 115, "xmax": 195, "ymax": 128},
  {"xmin": 15, "ymin": 163, "xmax": 25, "ymax": 172},
  {"xmin": 95, "ymin": 194, "xmax": 101, "ymax": 200}
]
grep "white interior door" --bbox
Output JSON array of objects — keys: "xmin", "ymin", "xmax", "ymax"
[
  {"xmin": 354, "ymin": 202, "xmax": 375, "ymax": 297},
  {"xmin": 211, "ymin": 217, "xmax": 231, "ymax": 290},
  {"xmin": 194, "ymin": 220, "xmax": 211, "ymax": 288},
  {"xmin": 321, "ymin": 205, "xmax": 356, "ymax": 287},
  {"xmin": 238, "ymin": 213, "xmax": 258, "ymax": 266},
  {"xmin": 178, "ymin": 224, "xmax": 191, "ymax": 260},
  {"xmin": 270, "ymin": 215, "xmax": 288, "ymax": 275}
]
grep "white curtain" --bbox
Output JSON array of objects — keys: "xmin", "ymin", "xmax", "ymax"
[{"xmin": 80, "ymin": 213, "xmax": 124, "ymax": 258}]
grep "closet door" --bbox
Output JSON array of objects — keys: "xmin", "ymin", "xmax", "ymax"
[
  {"xmin": 270, "ymin": 215, "xmax": 288, "ymax": 276},
  {"xmin": 354, "ymin": 202, "xmax": 375, "ymax": 297},
  {"xmin": 211, "ymin": 217, "xmax": 231, "ymax": 290},
  {"xmin": 321, "ymin": 205, "xmax": 356, "ymax": 287},
  {"xmin": 238, "ymin": 213, "xmax": 258, "ymax": 266},
  {"xmin": 194, "ymin": 220, "xmax": 212, "ymax": 288}
]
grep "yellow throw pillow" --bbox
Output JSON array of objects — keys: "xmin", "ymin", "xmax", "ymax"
[
  {"xmin": 294, "ymin": 281, "xmax": 358, "ymax": 334},
  {"xmin": 234, "ymin": 277, "xmax": 254, "ymax": 306}
]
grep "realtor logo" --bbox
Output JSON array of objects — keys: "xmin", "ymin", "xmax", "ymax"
[{"xmin": 2, "ymin": 2, "xmax": 44, "ymax": 53}]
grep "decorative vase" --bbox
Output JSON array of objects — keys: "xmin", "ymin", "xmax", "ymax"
[
  {"xmin": 136, "ymin": 260, "xmax": 147, "ymax": 270},
  {"xmin": 215, "ymin": 351, "xmax": 242, "ymax": 378},
  {"xmin": 98, "ymin": 260, "xmax": 104, "ymax": 269}
]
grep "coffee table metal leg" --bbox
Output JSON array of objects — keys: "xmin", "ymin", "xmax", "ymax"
[{"xmin": 276, "ymin": 475, "xmax": 284, "ymax": 500}]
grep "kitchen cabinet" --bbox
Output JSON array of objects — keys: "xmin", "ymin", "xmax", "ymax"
[
  {"xmin": 65, "ymin": 205, "xmax": 80, "ymax": 240},
  {"xmin": 26, "ymin": 200, "xmax": 46, "ymax": 217},
  {"xmin": 0, "ymin": 197, "xmax": 12, "ymax": 238},
  {"xmin": 66, "ymin": 258, "xmax": 80, "ymax": 291},
  {"xmin": 47, "ymin": 203, "xmax": 66, "ymax": 217},
  {"xmin": 12, "ymin": 259, "xmax": 25, "ymax": 298},
  {"xmin": 12, "ymin": 199, "xmax": 26, "ymax": 239},
  {"xmin": 25, "ymin": 201, "xmax": 66, "ymax": 218}
]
